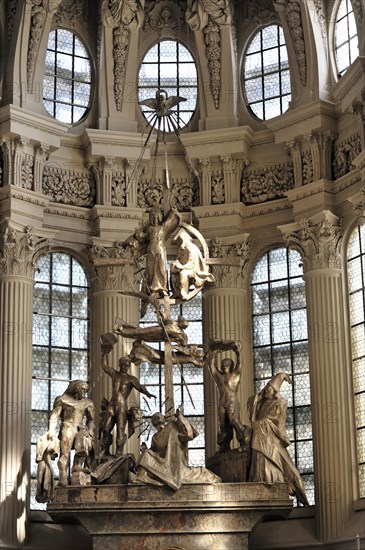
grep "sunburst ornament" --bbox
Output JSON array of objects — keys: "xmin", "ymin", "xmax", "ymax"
[{"xmin": 139, "ymin": 89, "xmax": 186, "ymax": 131}]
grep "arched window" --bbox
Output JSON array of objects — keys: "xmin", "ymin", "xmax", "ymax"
[
  {"xmin": 243, "ymin": 25, "xmax": 291, "ymax": 121},
  {"xmin": 43, "ymin": 29, "xmax": 92, "ymax": 124},
  {"xmin": 334, "ymin": 0, "xmax": 359, "ymax": 77},
  {"xmin": 251, "ymin": 248, "xmax": 314, "ymax": 505},
  {"xmin": 31, "ymin": 252, "xmax": 89, "ymax": 508},
  {"xmin": 138, "ymin": 40, "xmax": 198, "ymax": 130},
  {"xmin": 347, "ymin": 225, "xmax": 365, "ymax": 497},
  {"xmin": 139, "ymin": 293, "xmax": 204, "ymax": 466}
]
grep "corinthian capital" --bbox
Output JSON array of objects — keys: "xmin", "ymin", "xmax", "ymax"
[
  {"xmin": 208, "ymin": 234, "xmax": 251, "ymax": 288},
  {"xmin": 0, "ymin": 222, "xmax": 52, "ymax": 278},
  {"xmin": 279, "ymin": 211, "xmax": 343, "ymax": 271}
]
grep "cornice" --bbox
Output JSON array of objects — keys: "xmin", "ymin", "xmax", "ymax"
[
  {"xmin": 266, "ymin": 100, "xmax": 337, "ymax": 142},
  {"xmin": 332, "ymin": 57, "xmax": 365, "ymax": 107},
  {"xmin": 0, "ymin": 104, "xmax": 69, "ymax": 148},
  {"xmin": 0, "ymin": 185, "xmax": 50, "ymax": 207}
]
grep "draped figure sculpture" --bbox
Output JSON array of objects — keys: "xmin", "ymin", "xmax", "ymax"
[
  {"xmin": 247, "ymin": 372, "xmax": 309, "ymax": 506},
  {"xmin": 170, "ymin": 227, "xmax": 215, "ymax": 300},
  {"xmin": 134, "ymin": 407, "xmax": 221, "ymax": 490}
]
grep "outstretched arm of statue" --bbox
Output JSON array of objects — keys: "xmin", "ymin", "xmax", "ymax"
[
  {"xmin": 100, "ymin": 352, "xmax": 115, "ymax": 379},
  {"xmin": 132, "ymin": 377, "xmax": 156, "ymax": 400}
]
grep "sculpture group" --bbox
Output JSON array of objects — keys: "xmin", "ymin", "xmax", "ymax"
[{"xmin": 36, "ymin": 206, "xmax": 308, "ymax": 507}]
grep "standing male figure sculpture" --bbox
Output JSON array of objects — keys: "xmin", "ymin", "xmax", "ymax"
[
  {"xmin": 47, "ymin": 380, "xmax": 95, "ymax": 487},
  {"xmin": 99, "ymin": 349, "xmax": 155, "ymax": 457},
  {"xmin": 208, "ymin": 340, "xmax": 250, "ymax": 452},
  {"xmin": 247, "ymin": 372, "xmax": 309, "ymax": 506}
]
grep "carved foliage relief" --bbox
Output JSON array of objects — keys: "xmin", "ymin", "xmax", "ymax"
[
  {"xmin": 333, "ymin": 134, "xmax": 362, "ymax": 180},
  {"xmin": 42, "ymin": 166, "xmax": 96, "ymax": 207},
  {"xmin": 241, "ymin": 164, "xmax": 294, "ymax": 204},
  {"xmin": 137, "ymin": 177, "xmax": 199, "ymax": 211},
  {"xmin": 54, "ymin": 0, "xmax": 88, "ymax": 26}
]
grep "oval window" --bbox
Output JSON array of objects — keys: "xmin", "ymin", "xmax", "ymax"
[
  {"xmin": 138, "ymin": 40, "xmax": 198, "ymax": 130},
  {"xmin": 243, "ymin": 25, "xmax": 291, "ymax": 121}
]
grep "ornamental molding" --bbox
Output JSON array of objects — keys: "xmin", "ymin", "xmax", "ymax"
[
  {"xmin": 144, "ymin": 0, "xmax": 186, "ymax": 32},
  {"xmin": 302, "ymin": 150, "xmax": 313, "ymax": 186},
  {"xmin": 348, "ymin": 188, "xmax": 365, "ymax": 221},
  {"xmin": 241, "ymin": 163, "xmax": 294, "ymax": 205},
  {"xmin": 0, "ymin": 222, "xmax": 52, "ymax": 278},
  {"xmin": 280, "ymin": 213, "xmax": 343, "ymax": 271},
  {"xmin": 44, "ymin": 205, "xmax": 92, "ymax": 219},
  {"xmin": 7, "ymin": 0, "xmax": 18, "ymax": 42},
  {"xmin": 333, "ymin": 134, "xmax": 362, "ymax": 180},
  {"xmin": 0, "ymin": 187, "xmax": 49, "ymax": 208},
  {"xmin": 186, "ymin": 0, "xmax": 232, "ymax": 110},
  {"xmin": 42, "ymin": 165, "xmax": 96, "ymax": 207},
  {"xmin": 138, "ymin": 177, "xmax": 199, "ymax": 211}
]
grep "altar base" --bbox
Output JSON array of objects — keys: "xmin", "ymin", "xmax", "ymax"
[{"xmin": 48, "ymin": 482, "xmax": 292, "ymax": 550}]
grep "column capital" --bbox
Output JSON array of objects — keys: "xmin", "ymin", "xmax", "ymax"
[
  {"xmin": 279, "ymin": 210, "xmax": 343, "ymax": 271},
  {"xmin": 89, "ymin": 240, "xmax": 139, "ymax": 292},
  {"xmin": 208, "ymin": 235, "xmax": 252, "ymax": 289},
  {"xmin": 0, "ymin": 222, "xmax": 52, "ymax": 278}
]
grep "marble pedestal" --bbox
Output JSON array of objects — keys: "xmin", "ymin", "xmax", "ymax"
[{"xmin": 48, "ymin": 482, "xmax": 292, "ymax": 550}]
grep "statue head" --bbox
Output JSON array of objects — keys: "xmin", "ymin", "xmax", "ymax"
[
  {"xmin": 221, "ymin": 357, "xmax": 234, "ymax": 373},
  {"xmin": 65, "ymin": 380, "xmax": 89, "ymax": 400},
  {"xmin": 119, "ymin": 356, "xmax": 131, "ymax": 373},
  {"xmin": 151, "ymin": 412, "xmax": 165, "ymax": 431},
  {"xmin": 263, "ymin": 372, "xmax": 292, "ymax": 398},
  {"xmin": 148, "ymin": 207, "xmax": 163, "ymax": 226}
]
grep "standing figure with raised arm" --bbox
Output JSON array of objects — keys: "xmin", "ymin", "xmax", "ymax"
[
  {"xmin": 99, "ymin": 349, "xmax": 156, "ymax": 457},
  {"xmin": 208, "ymin": 340, "xmax": 250, "ymax": 453},
  {"xmin": 47, "ymin": 380, "xmax": 95, "ymax": 487}
]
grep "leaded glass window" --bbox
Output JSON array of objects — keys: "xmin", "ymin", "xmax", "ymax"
[
  {"xmin": 335, "ymin": 0, "xmax": 359, "ymax": 77},
  {"xmin": 31, "ymin": 252, "xmax": 89, "ymax": 509},
  {"xmin": 139, "ymin": 293, "xmax": 204, "ymax": 466},
  {"xmin": 243, "ymin": 25, "xmax": 291, "ymax": 121},
  {"xmin": 43, "ymin": 29, "xmax": 92, "ymax": 124},
  {"xmin": 251, "ymin": 248, "xmax": 314, "ymax": 505},
  {"xmin": 347, "ymin": 225, "xmax": 365, "ymax": 497},
  {"xmin": 138, "ymin": 40, "xmax": 198, "ymax": 130}
]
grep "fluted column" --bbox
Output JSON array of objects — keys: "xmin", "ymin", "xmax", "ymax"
[
  {"xmin": 89, "ymin": 242, "xmax": 139, "ymax": 456},
  {"xmin": 0, "ymin": 224, "xmax": 50, "ymax": 545},
  {"xmin": 203, "ymin": 235, "xmax": 251, "ymax": 459},
  {"xmin": 280, "ymin": 211, "xmax": 352, "ymax": 543}
]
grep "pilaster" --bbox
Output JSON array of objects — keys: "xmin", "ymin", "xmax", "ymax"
[
  {"xmin": 203, "ymin": 235, "xmax": 252, "ymax": 458},
  {"xmin": 279, "ymin": 211, "xmax": 353, "ymax": 543},
  {"xmin": 0, "ymin": 223, "xmax": 52, "ymax": 545}
]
